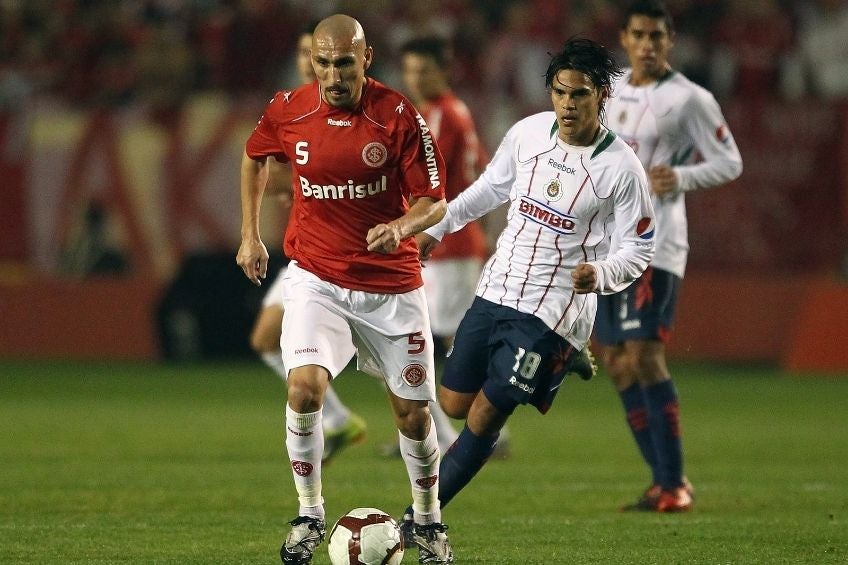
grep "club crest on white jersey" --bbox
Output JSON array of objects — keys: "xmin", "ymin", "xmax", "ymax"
[{"xmin": 543, "ymin": 178, "xmax": 563, "ymax": 201}]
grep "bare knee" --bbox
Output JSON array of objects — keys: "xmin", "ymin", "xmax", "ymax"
[
  {"xmin": 438, "ymin": 387, "xmax": 474, "ymax": 420},
  {"xmin": 465, "ymin": 392, "xmax": 509, "ymax": 437},
  {"xmin": 626, "ymin": 341, "xmax": 670, "ymax": 385},
  {"xmin": 286, "ymin": 366, "xmax": 328, "ymax": 412},
  {"xmin": 250, "ymin": 306, "xmax": 283, "ymax": 354},
  {"xmin": 390, "ymin": 398, "xmax": 431, "ymax": 440},
  {"xmin": 603, "ymin": 345, "xmax": 636, "ymax": 390}
]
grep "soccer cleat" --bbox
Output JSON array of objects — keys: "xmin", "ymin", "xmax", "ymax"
[
  {"xmin": 322, "ymin": 412, "xmax": 367, "ymax": 464},
  {"xmin": 621, "ymin": 478, "xmax": 695, "ymax": 512},
  {"xmin": 567, "ymin": 346, "xmax": 597, "ymax": 381},
  {"xmin": 280, "ymin": 516, "xmax": 326, "ymax": 564},
  {"xmin": 412, "ymin": 522, "xmax": 454, "ymax": 564},
  {"xmin": 656, "ymin": 486, "xmax": 694, "ymax": 512},
  {"xmin": 399, "ymin": 507, "xmax": 416, "ymax": 549}
]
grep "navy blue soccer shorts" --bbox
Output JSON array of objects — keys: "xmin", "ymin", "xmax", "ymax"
[
  {"xmin": 594, "ymin": 266, "xmax": 682, "ymax": 345},
  {"xmin": 441, "ymin": 296, "xmax": 580, "ymax": 415}
]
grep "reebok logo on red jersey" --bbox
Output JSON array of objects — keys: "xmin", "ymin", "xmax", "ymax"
[
  {"xmin": 299, "ymin": 175, "xmax": 387, "ymax": 200},
  {"xmin": 327, "ymin": 118, "xmax": 352, "ymax": 127}
]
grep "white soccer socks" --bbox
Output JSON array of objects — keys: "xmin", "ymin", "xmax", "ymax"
[
  {"xmin": 399, "ymin": 418, "xmax": 441, "ymax": 525},
  {"xmin": 285, "ymin": 404, "xmax": 324, "ymax": 519}
]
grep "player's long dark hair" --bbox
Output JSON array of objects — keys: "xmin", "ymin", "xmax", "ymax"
[{"xmin": 545, "ymin": 37, "xmax": 622, "ymax": 123}]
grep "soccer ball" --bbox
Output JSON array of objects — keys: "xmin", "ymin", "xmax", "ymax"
[{"xmin": 327, "ymin": 507, "xmax": 405, "ymax": 565}]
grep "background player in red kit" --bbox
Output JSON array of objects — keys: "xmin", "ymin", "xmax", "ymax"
[
  {"xmin": 391, "ymin": 35, "xmax": 500, "ymax": 457},
  {"xmin": 236, "ymin": 14, "xmax": 454, "ymax": 565},
  {"xmin": 400, "ymin": 36, "xmax": 489, "ymax": 354}
]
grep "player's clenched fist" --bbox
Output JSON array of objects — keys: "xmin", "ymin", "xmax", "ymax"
[
  {"xmin": 648, "ymin": 165, "xmax": 678, "ymax": 197},
  {"xmin": 366, "ymin": 223, "xmax": 402, "ymax": 254},
  {"xmin": 236, "ymin": 239, "xmax": 269, "ymax": 286},
  {"xmin": 571, "ymin": 263, "xmax": 597, "ymax": 294},
  {"xmin": 415, "ymin": 232, "xmax": 438, "ymax": 261}
]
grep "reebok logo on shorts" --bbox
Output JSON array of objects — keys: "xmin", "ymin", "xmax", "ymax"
[{"xmin": 294, "ymin": 347, "xmax": 318, "ymax": 355}]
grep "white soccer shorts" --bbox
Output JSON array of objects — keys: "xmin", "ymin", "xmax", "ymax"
[
  {"xmin": 261, "ymin": 266, "xmax": 289, "ymax": 309},
  {"xmin": 421, "ymin": 258, "xmax": 483, "ymax": 336},
  {"xmin": 278, "ymin": 261, "xmax": 436, "ymax": 401}
]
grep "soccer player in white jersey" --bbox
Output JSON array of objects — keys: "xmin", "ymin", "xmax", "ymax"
[
  {"xmin": 249, "ymin": 21, "xmax": 366, "ymax": 467},
  {"xmin": 405, "ymin": 37, "xmax": 656, "ymax": 526},
  {"xmin": 597, "ymin": 0, "xmax": 743, "ymax": 513}
]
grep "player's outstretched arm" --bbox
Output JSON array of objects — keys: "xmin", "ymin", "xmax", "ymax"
[
  {"xmin": 237, "ymin": 150, "xmax": 271, "ymax": 286},
  {"xmin": 366, "ymin": 196, "xmax": 446, "ymax": 254}
]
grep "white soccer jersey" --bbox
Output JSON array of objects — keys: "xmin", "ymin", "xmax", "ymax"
[
  {"xmin": 425, "ymin": 112, "xmax": 655, "ymax": 348},
  {"xmin": 606, "ymin": 69, "xmax": 743, "ymax": 278}
]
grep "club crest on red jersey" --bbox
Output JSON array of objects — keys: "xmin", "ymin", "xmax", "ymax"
[
  {"xmin": 401, "ymin": 363, "xmax": 426, "ymax": 387},
  {"xmin": 636, "ymin": 217, "xmax": 655, "ymax": 239},
  {"xmin": 362, "ymin": 142, "xmax": 388, "ymax": 168}
]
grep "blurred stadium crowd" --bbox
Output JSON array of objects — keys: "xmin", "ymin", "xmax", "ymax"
[
  {"xmin": 3, "ymin": 0, "xmax": 847, "ymax": 145},
  {"xmin": 1, "ymin": 1, "xmax": 847, "ymax": 367}
]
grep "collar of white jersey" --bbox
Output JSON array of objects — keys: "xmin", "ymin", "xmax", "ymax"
[{"xmin": 533, "ymin": 121, "xmax": 616, "ymax": 160}]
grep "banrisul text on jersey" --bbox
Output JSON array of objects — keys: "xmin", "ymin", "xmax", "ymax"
[{"xmin": 299, "ymin": 175, "xmax": 387, "ymax": 199}]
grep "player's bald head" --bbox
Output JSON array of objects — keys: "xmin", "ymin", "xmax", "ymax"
[
  {"xmin": 310, "ymin": 14, "xmax": 373, "ymax": 109},
  {"xmin": 313, "ymin": 14, "xmax": 367, "ymax": 54}
]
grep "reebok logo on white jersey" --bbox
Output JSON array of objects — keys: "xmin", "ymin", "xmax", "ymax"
[
  {"xmin": 548, "ymin": 159, "xmax": 576, "ymax": 175},
  {"xmin": 327, "ymin": 118, "xmax": 352, "ymax": 127}
]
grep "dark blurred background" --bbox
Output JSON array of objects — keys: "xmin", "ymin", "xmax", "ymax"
[{"xmin": 1, "ymin": 0, "xmax": 846, "ymax": 372}]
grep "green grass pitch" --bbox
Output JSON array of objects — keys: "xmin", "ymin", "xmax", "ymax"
[{"xmin": 1, "ymin": 359, "xmax": 846, "ymax": 564}]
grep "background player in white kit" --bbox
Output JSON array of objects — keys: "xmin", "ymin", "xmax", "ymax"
[
  {"xmin": 405, "ymin": 37, "xmax": 656, "ymax": 529},
  {"xmin": 250, "ymin": 21, "xmax": 366, "ymax": 466},
  {"xmin": 237, "ymin": 14, "xmax": 454, "ymax": 565},
  {"xmin": 597, "ymin": 0, "xmax": 743, "ymax": 513}
]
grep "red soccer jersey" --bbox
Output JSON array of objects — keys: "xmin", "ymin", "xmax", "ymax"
[
  {"xmin": 246, "ymin": 78, "xmax": 446, "ymax": 293},
  {"xmin": 420, "ymin": 92, "xmax": 489, "ymax": 261}
]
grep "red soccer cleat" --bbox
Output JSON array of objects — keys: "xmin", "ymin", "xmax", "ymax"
[
  {"xmin": 656, "ymin": 485, "xmax": 694, "ymax": 512},
  {"xmin": 621, "ymin": 477, "xmax": 695, "ymax": 512}
]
